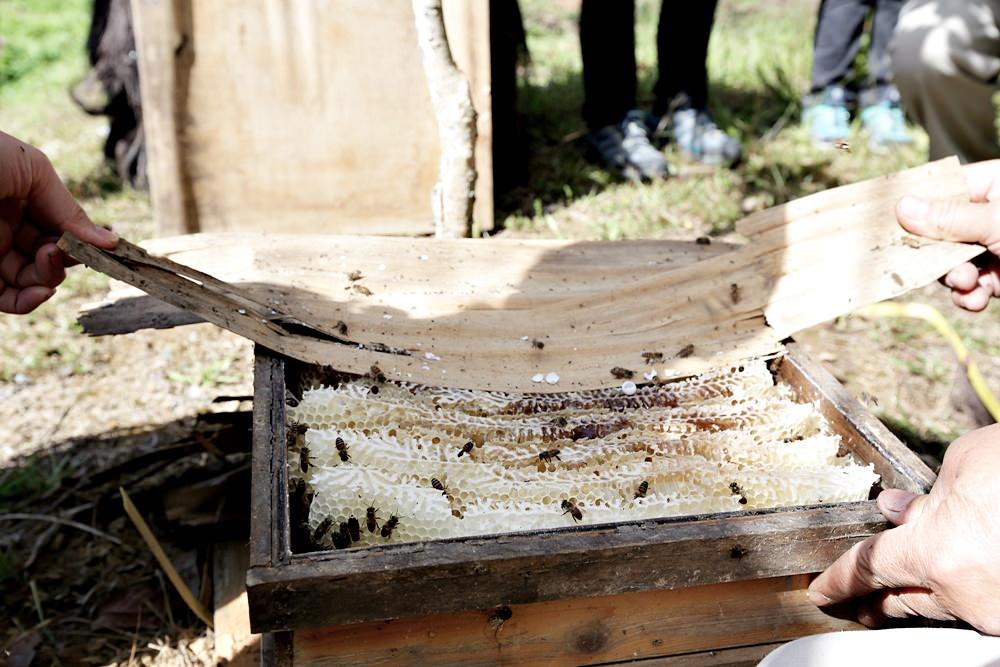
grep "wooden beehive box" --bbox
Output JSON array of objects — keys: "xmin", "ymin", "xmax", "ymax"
[{"xmin": 247, "ymin": 342, "xmax": 935, "ymax": 666}]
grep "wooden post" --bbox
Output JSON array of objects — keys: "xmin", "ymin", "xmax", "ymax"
[{"xmin": 412, "ymin": 0, "xmax": 478, "ymax": 239}]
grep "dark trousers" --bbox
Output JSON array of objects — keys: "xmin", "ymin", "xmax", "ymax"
[
  {"xmin": 580, "ymin": 0, "xmax": 719, "ymax": 130},
  {"xmin": 810, "ymin": 0, "xmax": 903, "ymax": 95}
]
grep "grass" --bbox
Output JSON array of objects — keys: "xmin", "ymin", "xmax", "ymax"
[{"xmin": 502, "ymin": 0, "xmax": 927, "ymax": 239}]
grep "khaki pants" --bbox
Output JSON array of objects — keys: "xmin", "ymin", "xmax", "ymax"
[
  {"xmin": 759, "ymin": 628, "xmax": 1000, "ymax": 666},
  {"xmin": 891, "ymin": 0, "xmax": 1000, "ymax": 162}
]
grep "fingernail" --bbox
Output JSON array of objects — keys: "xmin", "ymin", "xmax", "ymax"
[
  {"xmin": 806, "ymin": 590, "xmax": 832, "ymax": 606},
  {"xmin": 882, "ymin": 496, "xmax": 914, "ymax": 515},
  {"xmin": 899, "ymin": 196, "xmax": 929, "ymax": 222}
]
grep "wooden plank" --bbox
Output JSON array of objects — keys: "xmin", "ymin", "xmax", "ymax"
[
  {"xmin": 131, "ymin": 0, "xmax": 490, "ymax": 237},
  {"xmin": 213, "ymin": 541, "xmax": 261, "ymax": 667},
  {"xmin": 66, "ymin": 161, "xmax": 983, "ymax": 393},
  {"xmin": 129, "ymin": 0, "xmax": 198, "ymax": 235},
  {"xmin": 250, "ymin": 350, "xmax": 288, "ymax": 569},
  {"xmin": 606, "ymin": 643, "xmax": 786, "ymax": 667},
  {"xmin": 287, "ymin": 576, "xmax": 859, "ymax": 666},
  {"xmin": 779, "ymin": 342, "xmax": 936, "ymax": 494},
  {"xmin": 247, "ymin": 500, "xmax": 885, "ymax": 632}
]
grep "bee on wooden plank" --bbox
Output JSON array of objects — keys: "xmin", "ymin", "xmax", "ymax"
[
  {"xmin": 347, "ymin": 516, "xmax": 361, "ymax": 542},
  {"xmin": 346, "ymin": 270, "xmax": 363, "ymax": 281},
  {"xmin": 366, "ymin": 503, "xmax": 381, "ymax": 533},
  {"xmin": 335, "ymin": 436, "xmax": 350, "ymax": 462},
  {"xmin": 561, "ymin": 499, "xmax": 583, "ymax": 523},
  {"xmin": 729, "ymin": 282, "xmax": 741, "ymax": 305},
  {"xmin": 538, "ymin": 448, "xmax": 561, "ymax": 463},
  {"xmin": 350, "ymin": 284, "xmax": 373, "ymax": 296},
  {"xmin": 431, "ymin": 478, "xmax": 447, "ymax": 495},
  {"xmin": 458, "ymin": 441, "xmax": 474, "ymax": 458},
  {"xmin": 531, "ymin": 339, "xmax": 545, "ymax": 350},
  {"xmin": 369, "ymin": 365, "xmax": 387, "ymax": 383},
  {"xmin": 695, "ymin": 236, "xmax": 712, "ymax": 245},
  {"xmin": 641, "ymin": 351, "xmax": 664, "ymax": 364},
  {"xmin": 380, "ymin": 513, "xmax": 401, "ymax": 539},
  {"xmin": 335, "ymin": 320, "xmax": 349, "ymax": 336},
  {"xmin": 634, "ymin": 480, "xmax": 649, "ymax": 499},
  {"xmin": 610, "ymin": 366, "xmax": 634, "ymax": 379},
  {"xmin": 312, "ymin": 517, "xmax": 334, "ymax": 544},
  {"xmin": 676, "ymin": 343, "xmax": 695, "ymax": 358}
]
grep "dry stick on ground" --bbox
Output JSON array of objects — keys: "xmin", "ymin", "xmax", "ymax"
[
  {"xmin": 119, "ymin": 487, "xmax": 214, "ymax": 628},
  {"xmin": 0, "ymin": 513, "xmax": 123, "ymax": 545},
  {"xmin": 412, "ymin": 0, "xmax": 477, "ymax": 238}
]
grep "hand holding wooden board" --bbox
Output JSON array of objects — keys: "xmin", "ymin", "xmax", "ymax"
[{"xmin": 60, "ymin": 158, "xmax": 983, "ymax": 392}]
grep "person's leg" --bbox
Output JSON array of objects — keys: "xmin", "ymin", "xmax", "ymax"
[
  {"xmin": 809, "ymin": 0, "xmax": 871, "ymax": 94},
  {"xmin": 891, "ymin": 0, "xmax": 1000, "ymax": 162},
  {"xmin": 580, "ymin": 0, "xmax": 636, "ymax": 130},
  {"xmin": 653, "ymin": 0, "xmax": 718, "ymax": 114},
  {"xmin": 868, "ymin": 0, "xmax": 904, "ymax": 90},
  {"xmin": 758, "ymin": 627, "xmax": 1000, "ymax": 666}
]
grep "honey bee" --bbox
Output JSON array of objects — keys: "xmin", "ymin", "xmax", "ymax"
[
  {"xmin": 531, "ymin": 339, "xmax": 545, "ymax": 350},
  {"xmin": 369, "ymin": 365, "xmax": 387, "ymax": 383},
  {"xmin": 366, "ymin": 503, "xmax": 381, "ymax": 533},
  {"xmin": 551, "ymin": 416, "xmax": 569, "ymax": 428},
  {"xmin": 332, "ymin": 521, "xmax": 351, "ymax": 549},
  {"xmin": 347, "ymin": 516, "xmax": 361, "ymax": 542},
  {"xmin": 431, "ymin": 478, "xmax": 447, "ymax": 495},
  {"xmin": 641, "ymin": 351, "xmax": 664, "ymax": 363},
  {"xmin": 538, "ymin": 449, "xmax": 561, "ymax": 462},
  {"xmin": 351, "ymin": 284, "xmax": 373, "ymax": 296},
  {"xmin": 312, "ymin": 517, "xmax": 334, "ymax": 544},
  {"xmin": 287, "ymin": 422, "xmax": 307, "ymax": 451},
  {"xmin": 346, "ymin": 270, "xmax": 363, "ymax": 281},
  {"xmin": 634, "ymin": 480, "xmax": 649, "ymax": 499},
  {"xmin": 860, "ymin": 391, "xmax": 879, "ymax": 407},
  {"xmin": 695, "ymin": 236, "xmax": 712, "ymax": 245},
  {"xmin": 335, "ymin": 320, "xmax": 349, "ymax": 336},
  {"xmin": 487, "ymin": 604, "xmax": 513, "ymax": 637},
  {"xmin": 299, "ymin": 446, "xmax": 314, "ymax": 473},
  {"xmin": 458, "ymin": 441, "xmax": 474, "ymax": 458},
  {"xmin": 729, "ymin": 282, "xmax": 741, "ymax": 305},
  {"xmin": 561, "ymin": 499, "xmax": 583, "ymax": 523},
  {"xmin": 676, "ymin": 343, "xmax": 695, "ymax": 358},
  {"xmin": 833, "ymin": 140, "xmax": 851, "ymax": 152},
  {"xmin": 380, "ymin": 514, "xmax": 400, "ymax": 538},
  {"xmin": 729, "ymin": 481, "xmax": 748, "ymax": 505},
  {"xmin": 289, "ymin": 478, "xmax": 313, "ymax": 516},
  {"xmin": 335, "ymin": 436, "xmax": 350, "ymax": 462},
  {"xmin": 610, "ymin": 366, "xmax": 634, "ymax": 379}
]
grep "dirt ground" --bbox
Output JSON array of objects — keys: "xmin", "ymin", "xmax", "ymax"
[{"xmin": 3, "ymin": 0, "xmax": 1000, "ymax": 664}]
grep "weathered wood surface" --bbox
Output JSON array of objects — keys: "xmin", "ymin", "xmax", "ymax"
[
  {"xmin": 213, "ymin": 541, "xmax": 260, "ymax": 667},
  {"xmin": 245, "ymin": 347, "xmax": 928, "ymax": 634},
  {"xmin": 67, "ymin": 159, "xmax": 983, "ymax": 392},
  {"xmin": 131, "ymin": 0, "xmax": 491, "ymax": 237},
  {"xmin": 284, "ymin": 575, "xmax": 858, "ymax": 666},
  {"xmin": 780, "ymin": 342, "xmax": 935, "ymax": 494}
]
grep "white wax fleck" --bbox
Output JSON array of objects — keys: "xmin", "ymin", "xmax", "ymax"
[
  {"xmin": 531, "ymin": 373, "xmax": 545, "ymax": 383},
  {"xmin": 545, "ymin": 372, "xmax": 560, "ymax": 385},
  {"xmin": 621, "ymin": 381, "xmax": 637, "ymax": 395}
]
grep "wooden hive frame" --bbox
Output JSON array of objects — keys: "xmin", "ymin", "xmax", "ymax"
[{"xmin": 248, "ymin": 342, "xmax": 935, "ymax": 665}]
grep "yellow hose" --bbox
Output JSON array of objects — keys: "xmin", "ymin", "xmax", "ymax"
[{"xmin": 853, "ymin": 302, "xmax": 1000, "ymax": 422}]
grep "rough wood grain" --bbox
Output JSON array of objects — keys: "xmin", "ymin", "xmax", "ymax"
[
  {"xmin": 286, "ymin": 576, "xmax": 858, "ymax": 666},
  {"xmin": 130, "ymin": 0, "xmax": 491, "ymax": 236},
  {"xmin": 67, "ymin": 160, "xmax": 983, "ymax": 392}
]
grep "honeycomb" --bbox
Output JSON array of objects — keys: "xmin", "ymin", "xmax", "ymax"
[{"xmin": 287, "ymin": 360, "xmax": 879, "ymax": 550}]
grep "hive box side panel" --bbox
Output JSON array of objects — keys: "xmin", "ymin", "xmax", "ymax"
[
  {"xmin": 134, "ymin": 0, "xmax": 492, "ymax": 236},
  {"xmin": 285, "ymin": 575, "xmax": 859, "ymax": 667}
]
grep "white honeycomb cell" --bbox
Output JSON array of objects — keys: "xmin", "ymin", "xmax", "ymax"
[{"xmin": 289, "ymin": 359, "xmax": 879, "ymax": 549}]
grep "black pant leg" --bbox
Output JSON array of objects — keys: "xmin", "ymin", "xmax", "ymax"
[
  {"xmin": 653, "ymin": 0, "xmax": 718, "ymax": 114},
  {"xmin": 810, "ymin": 0, "xmax": 873, "ymax": 93},
  {"xmin": 869, "ymin": 0, "xmax": 903, "ymax": 88},
  {"xmin": 580, "ymin": 0, "xmax": 636, "ymax": 130}
]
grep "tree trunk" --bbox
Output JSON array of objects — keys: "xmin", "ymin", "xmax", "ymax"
[{"xmin": 412, "ymin": 0, "xmax": 477, "ymax": 239}]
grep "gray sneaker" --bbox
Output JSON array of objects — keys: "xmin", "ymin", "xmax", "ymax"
[
  {"xmin": 667, "ymin": 107, "xmax": 742, "ymax": 167},
  {"xmin": 586, "ymin": 110, "xmax": 669, "ymax": 180}
]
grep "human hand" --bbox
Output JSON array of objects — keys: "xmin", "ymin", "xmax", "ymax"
[
  {"xmin": 0, "ymin": 130, "xmax": 117, "ymax": 314},
  {"xmin": 897, "ymin": 160, "xmax": 1000, "ymax": 312},
  {"xmin": 807, "ymin": 423, "xmax": 1000, "ymax": 635}
]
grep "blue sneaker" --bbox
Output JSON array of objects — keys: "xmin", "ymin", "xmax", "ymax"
[
  {"xmin": 668, "ymin": 106, "xmax": 742, "ymax": 167},
  {"xmin": 860, "ymin": 101, "xmax": 912, "ymax": 146},
  {"xmin": 803, "ymin": 85, "xmax": 851, "ymax": 143}
]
